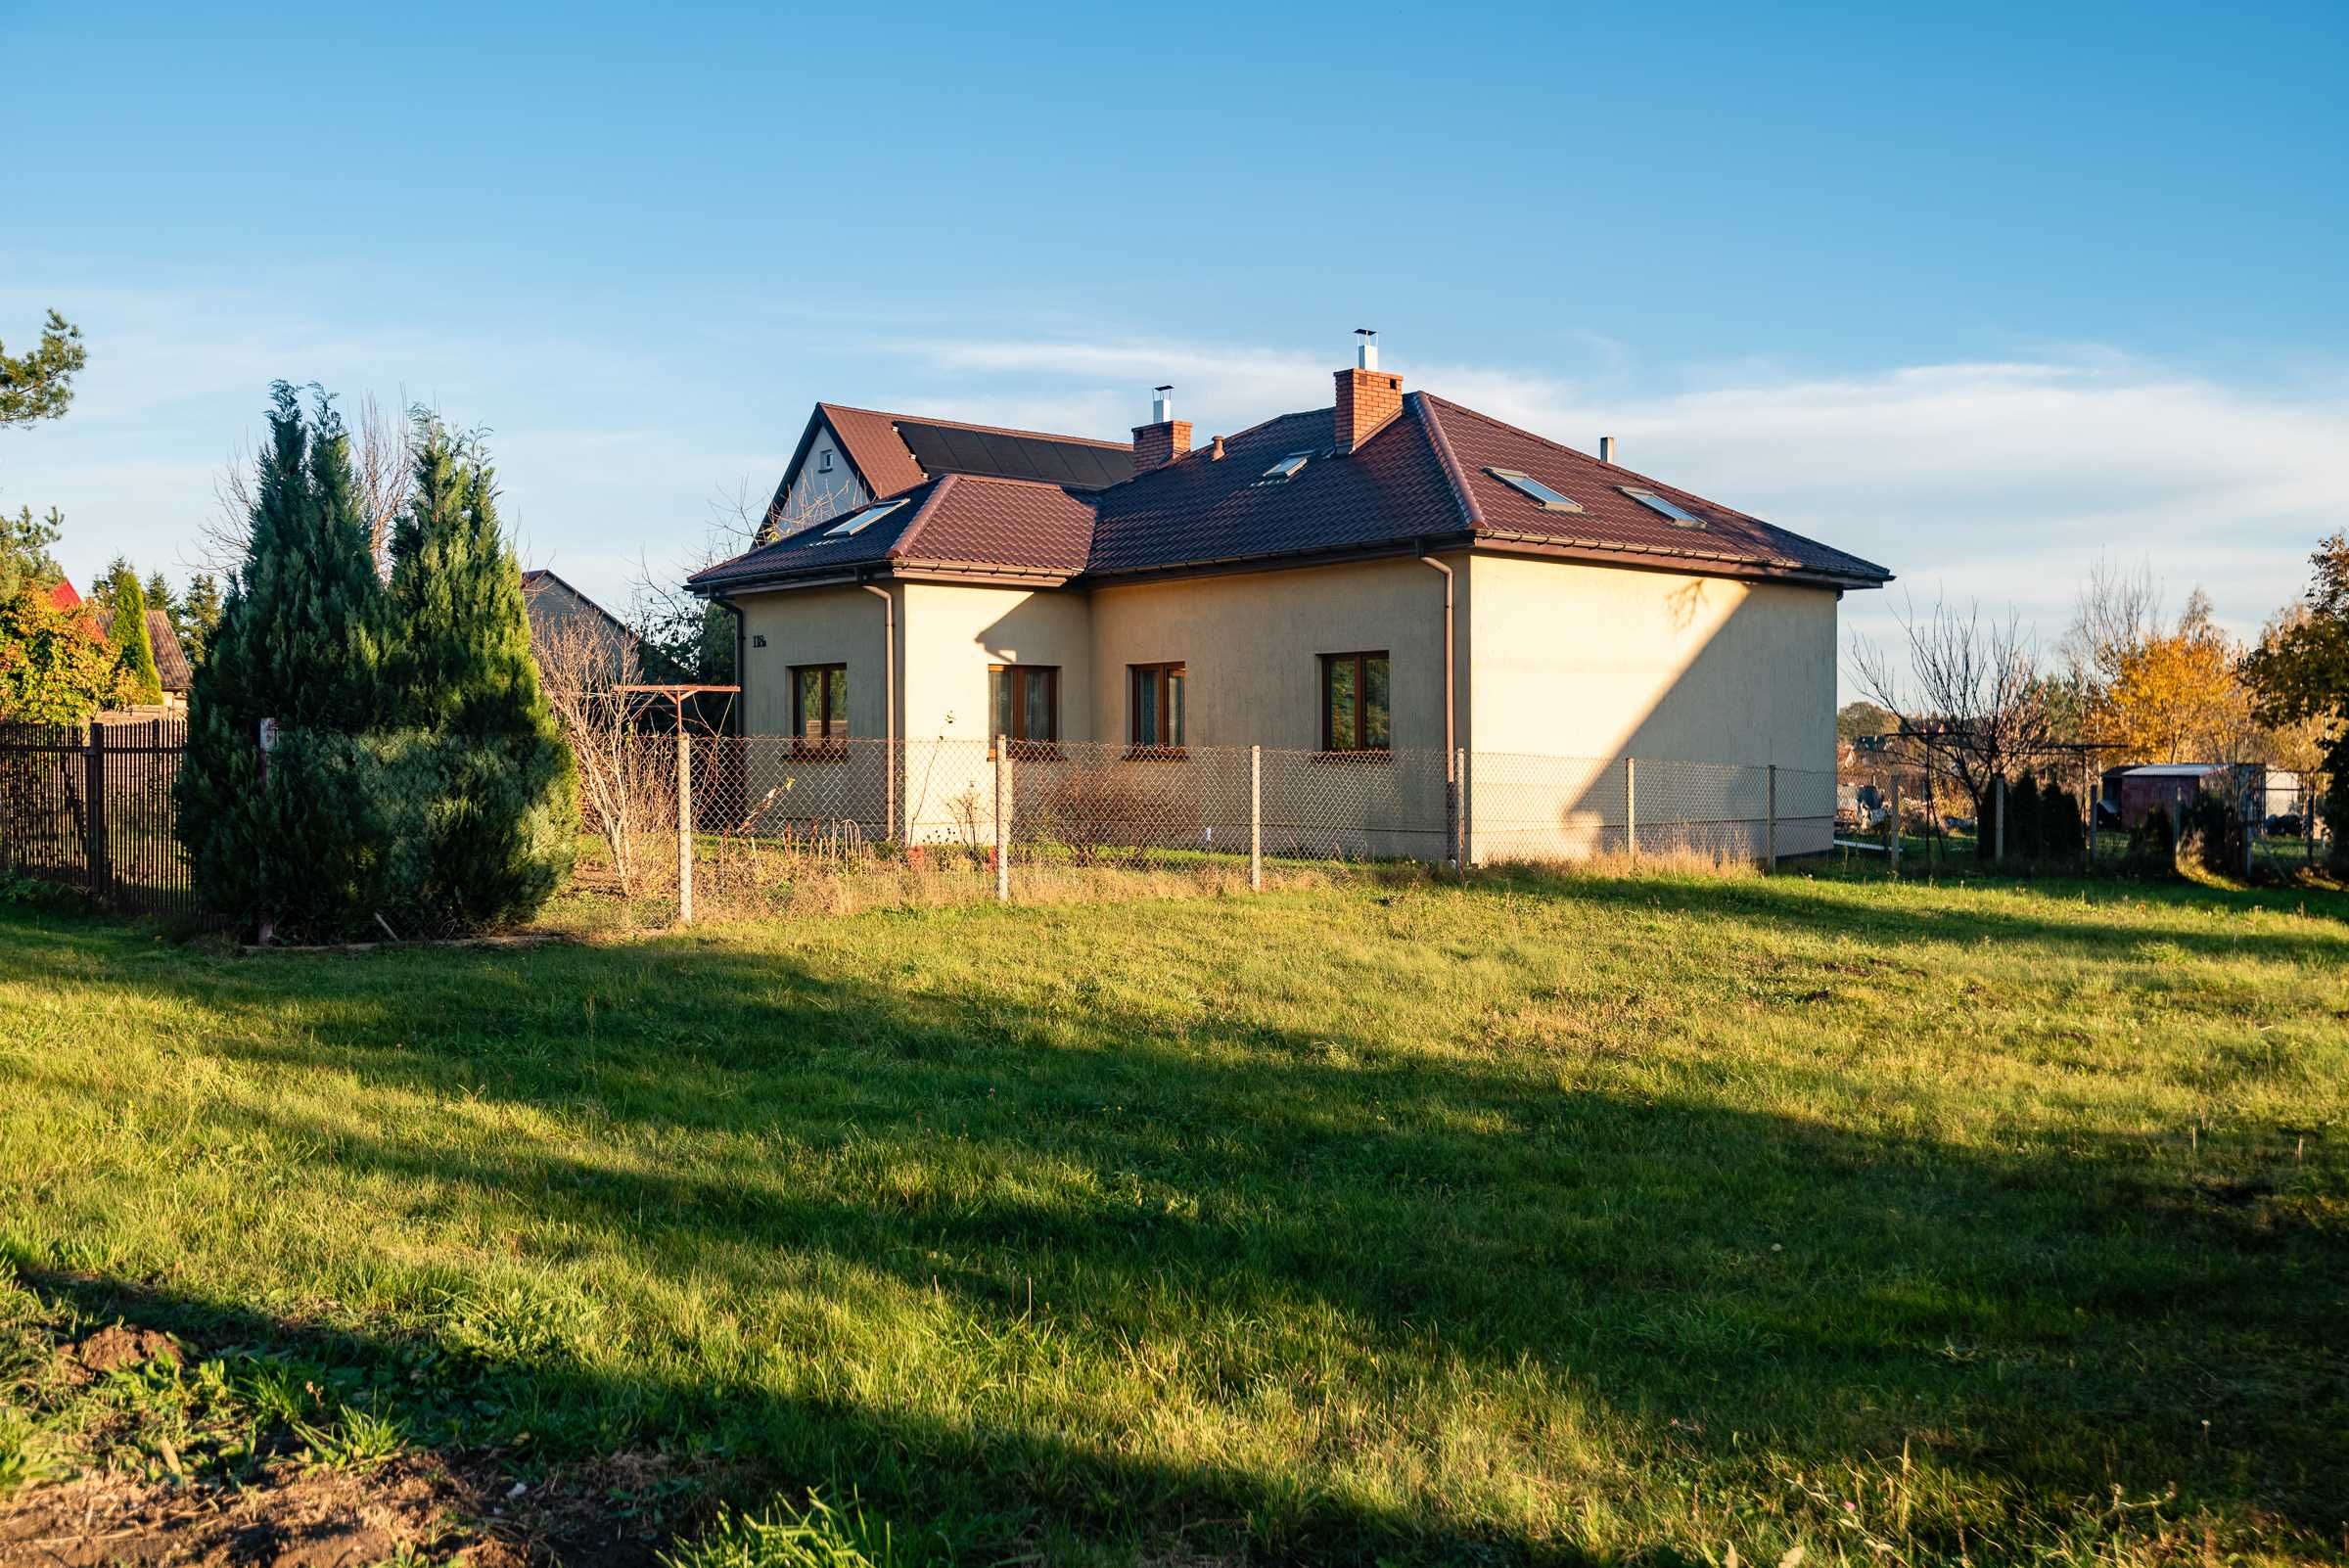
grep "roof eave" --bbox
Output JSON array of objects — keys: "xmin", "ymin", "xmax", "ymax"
[{"xmin": 1472, "ymin": 528, "xmax": 1894, "ymax": 589}]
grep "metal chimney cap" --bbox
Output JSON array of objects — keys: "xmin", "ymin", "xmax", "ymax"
[
  {"xmin": 1353, "ymin": 328, "xmax": 1379, "ymax": 371},
  {"xmin": 1598, "ymin": 435, "xmax": 1617, "ymax": 464},
  {"xmin": 1150, "ymin": 386, "xmax": 1174, "ymax": 423}
]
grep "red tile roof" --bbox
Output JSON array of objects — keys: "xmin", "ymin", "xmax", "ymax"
[
  {"xmin": 695, "ymin": 390, "xmax": 1890, "ymax": 594},
  {"xmin": 814, "ymin": 403, "xmax": 1134, "ymax": 502}
]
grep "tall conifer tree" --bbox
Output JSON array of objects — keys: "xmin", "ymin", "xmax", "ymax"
[
  {"xmin": 384, "ymin": 417, "xmax": 576, "ymax": 925},
  {"xmin": 102, "ymin": 561, "xmax": 162, "ymax": 703},
  {"xmin": 176, "ymin": 385, "xmax": 389, "ymax": 934}
]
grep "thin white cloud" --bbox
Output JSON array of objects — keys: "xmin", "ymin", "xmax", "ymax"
[{"xmin": 872, "ymin": 333, "xmax": 2349, "ymax": 661}]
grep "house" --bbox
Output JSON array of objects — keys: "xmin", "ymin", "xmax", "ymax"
[
  {"xmin": 688, "ymin": 336, "xmax": 1892, "ymax": 861},
  {"xmin": 91, "ymin": 605, "xmax": 191, "ymax": 712},
  {"xmin": 522, "ymin": 569, "xmax": 655, "ymax": 683}
]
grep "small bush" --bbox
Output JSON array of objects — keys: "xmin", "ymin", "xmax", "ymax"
[
  {"xmin": 2123, "ymin": 807, "xmax": 2180, "ymax": 876},
  {"xmin": 2181, "ymin": 788, "xmax": 2248, "ymax": 876}
]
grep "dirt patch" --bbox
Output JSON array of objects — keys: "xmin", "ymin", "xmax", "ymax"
[
  {"xmin": 62, "ymin": 1326, "xmax": 187, "ymax": 1384},
  {"xmin": 0, "ymin": 1449, "xmax": 690, "ymax": 1568},
  {"xmin": 0, "ymin": 1453, "xmax": 500, "ymax": 1567}
]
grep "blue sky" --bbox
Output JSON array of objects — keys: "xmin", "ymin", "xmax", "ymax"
[{"xmin": 5, "ymin": 0, "xmax": 2345, "ymax": 688}]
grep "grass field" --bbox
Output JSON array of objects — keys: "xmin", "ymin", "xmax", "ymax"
[{"xmin": 1, "ymin": 864, "xmax": 2345, "ymax": 1565}]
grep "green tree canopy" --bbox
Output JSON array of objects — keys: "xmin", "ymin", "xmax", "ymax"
[
  {"xmin": 0, "ymin": 310, "xmax": 86, "ymax": 428},
  {"xmin": 384, "ymin": 416, "xmax": 576, "ymax": 926},
  {"xmin": 101, "ymin": 560, "xmax": 162, "ymax": 704},
  {"xmin": 177, "ymin": 385, "xmax": 391, "ymax": 934}
]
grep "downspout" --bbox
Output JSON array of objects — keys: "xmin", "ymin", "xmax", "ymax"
[
  {"xmin": 1416, "ymin": 553, "xmax": 1454, "ymax": 760},
  {"xmin": 860, "ymin": 579, "xmax": 897, "ymax": 842},
  {"xmin": 715, "ymin": 594, "xmax": 745, "ymax": 735},
  {"xmin": 1418, "ymin": 552, "xmax": 1457, "ymax": 866}
]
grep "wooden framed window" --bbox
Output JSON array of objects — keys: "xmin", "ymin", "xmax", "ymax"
[
  {"xmin": 1320, "ymin": 651, "xmax": 1391, "ymax": 754},
  {"xmin": 1128, "ymin": 663, "xmax": 1186, "ymax": 755},
  {"xmin": 792, "ymin": 663, "xmax": 848, "ymax": 755},
  {"xmin": 989, "ymin": 664, "xmax": 1060, "ymax": 754}
]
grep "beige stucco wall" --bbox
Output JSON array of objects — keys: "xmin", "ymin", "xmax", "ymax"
[
  {"xmin": 733, "ymin": 583, "xmax": 894, "ymax": 741},
  {"xmin": 1088, "ymin": 556, "xmax": 1464, "ymax": 858},
  {"xmin": 1087, "ymin": 555, "xmax": 1465, "ymax": 752},
  {"xmin": 1464, "ymin": 554, "xmax": 1840, "ymax": 859}
]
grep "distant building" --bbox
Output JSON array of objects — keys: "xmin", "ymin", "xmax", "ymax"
[
  {"xmin": 2105, "ymin": 762, "xmax": 2265, "ymax": 828},
  {"xmin": 90, "ymin": 605, "xmax": 191, "ymax": 712},
  {"xmin": 522, "ymin": 570, "xmax": 651, "ymax": 683}
]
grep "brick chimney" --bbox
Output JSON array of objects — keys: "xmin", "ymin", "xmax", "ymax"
[
  {"xmin": 1132, "ymin": 385, "xmax": 1191, "ymax": 473},
  {"xmin": 1335, "ymin": 330, "xmax": 1402, "ymax": 454}
]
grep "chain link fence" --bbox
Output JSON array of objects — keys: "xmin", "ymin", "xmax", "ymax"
[{"xmin": 590, "ymin": 735, "xmax": 1838, "ymax": 922}]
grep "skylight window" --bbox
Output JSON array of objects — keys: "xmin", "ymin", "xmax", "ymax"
[
  {"xmin": 1486, "ymin": 468, "xmax": 1583, "ymax": 512},
  {"xmin": 1619, "ymin": 486, "xmax": 1706, "ymax": 529},
  {"xmin": 1257, "ymin": 452, "xmax": 1313, "ymax": 484},
  {"xmin": 815, "ymin": 499, "xmax": 906, "ymax": 541}
]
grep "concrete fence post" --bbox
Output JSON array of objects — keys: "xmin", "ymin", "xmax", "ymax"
[
  {"xmin": 1993, "ymin": 774, "xmax": 2006, "ymax": 865},
  {"xmin": 675, "ymin": 728, "xmax": 693, "ymax": 925},
  {"xmin": 1454, "ymin": 746, "xmax": 1469, "ymax": 879},
  {"xmin": 1248, "ymin": 745, "xmax": 1263, "ymax": 893},
  {"xmin": 1765, "ymin": 762, "xmax": 1778, "ymax": 873},
  {"xmin": 994, "ymin": 736, "xmax": 1011, "ymax": 902},
  {"xmin": 1625, "ymin": 756, "xmax": 1638, "ymax": 860}
]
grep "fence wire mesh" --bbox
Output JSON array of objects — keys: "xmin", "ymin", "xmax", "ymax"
[{"xmin": 0, "ymin": 715, "xmax": 1911, "ymax": 928}]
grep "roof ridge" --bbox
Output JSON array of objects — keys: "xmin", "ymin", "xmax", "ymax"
[
  {"xmin": 1404, "ymin": 393, "xmax": 1484, "ymax": 531},
  {"xmin": 817, "ymin": 401, "xmax": 1131, "ymax": 452},
  {"xmin": 886, "ymin": 474, "xmax": 958, "ymax": 561}
]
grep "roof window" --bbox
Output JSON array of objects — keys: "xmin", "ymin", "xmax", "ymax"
[
  {"xmin": 814, "ymin": 499, "xmax": 906, "ymax": 541},
  {"xmin": 1619, "ymin": 486, "xmax": 1706, "ymax": 529},
  {"xmin": 1486, "ymin": 468, "xmax": 1583, "ymax": 512},
  {"xmin": 1256, "ymin": 452, "xmax": 1313, "ymax": 484}
]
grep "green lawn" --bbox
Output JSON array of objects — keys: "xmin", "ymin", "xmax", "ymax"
[{"xmin": 1, "ymin": 866, "xmax": 2345, "ymax": 1565}]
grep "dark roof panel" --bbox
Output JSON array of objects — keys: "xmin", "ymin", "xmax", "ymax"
[{"xmin": 704, "ymin": 390, "xmax": 1889, "ymax": 594}]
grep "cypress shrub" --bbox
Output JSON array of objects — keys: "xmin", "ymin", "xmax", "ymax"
[
  {"xmin": 383, "ymin": 419, "xmax": 576, "ymax": 930},
  {"xmin": 102, "ymin": 562, "xmax": 162, "ymax": 704},
  {"xmin": 176, "ymin": 386, "xmax": 391, "ymax": 938},
  {"xmin": 2008, "ymin": 774, "xmax": 2044, "ymax": 864},
  {"xmin": 2041, "ymin": 779, "xmax": 2086, "ymax": 866},
  {"xmin": 2124, "ymin": 807, "xmax": 2179, "ymax": 876}
]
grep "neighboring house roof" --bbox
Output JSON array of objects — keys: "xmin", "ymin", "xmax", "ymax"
[
  {"xmin": 2121, "ymin": 763, "xmax": 2238, "ymax": 777},
  {"xmin": 522, "ymin": 569, "xmax": 690, "ymax": 681},
  {"xmin": 793, "ymin": 403, "xmax": 1136, "ymax": 506},
  {"xmin": 90, "ymin": 607, "xmax": 191, "ymax": 692},
  {"xmin": 697, "ymin": 389, "xmax": 1893, "ymax": 595},
  {"xmin": 48, "ymin": 578, "xmax": 81, "ymax": 610}
]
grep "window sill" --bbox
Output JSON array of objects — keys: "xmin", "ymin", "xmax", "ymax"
[
  {"xmin": 1312, "ymin": 748, "xmax": 1393, "ymax": 764},
  {"xmin": 991, "ymin": 740, "xmax": 1064, "ymax": 761},
  {"xmin": 1122, "ymin": 745, "xmax": 1188, "ymax": 762},
  {"xmin": 789, "ymin": 741, "xmax": 851, "ymax": 762}
]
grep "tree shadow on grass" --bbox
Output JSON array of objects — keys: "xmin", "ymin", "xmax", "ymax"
[
  {"xmin": 3, "ymin": 906, "xmax": 2346, "ymax": 1563},
  {"xmin": 1476, "ymin": 862, "xmax": 2349, "ymax": 969}
]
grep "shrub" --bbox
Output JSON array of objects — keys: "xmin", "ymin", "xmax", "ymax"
[
  {"xmin": 2181, "ymin": 787, "xmax": 2248, "ymax": 876},
  {"xmin": 383, "ymin": 420, "xmax": 576, "ymax": 927},
  {"xmin": 177, "ymin": 387, "xmax": 390, "ymax": 937},
  {"xmin": 2124, "ymin": 807, "xmax": 2179, "ymax": 876}
]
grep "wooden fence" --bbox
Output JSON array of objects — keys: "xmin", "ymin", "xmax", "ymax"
[{"xmin": 0, "ymin": 717, "xmax": 198, "ymax": 919}]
